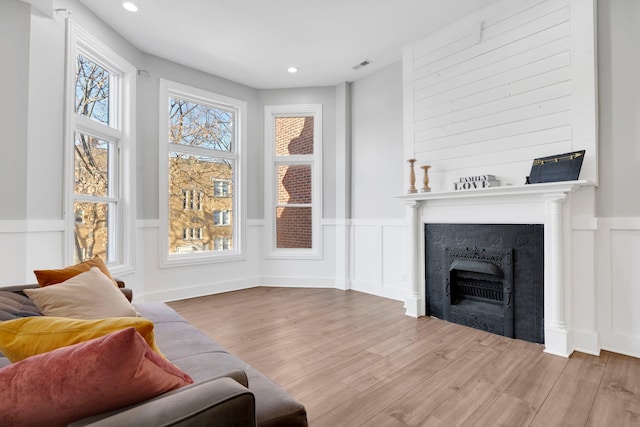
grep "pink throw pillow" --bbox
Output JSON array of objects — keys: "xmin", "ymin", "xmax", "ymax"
[{"xmin": 0, "ymin": 327, "xmax": 193, "ymax": 427}]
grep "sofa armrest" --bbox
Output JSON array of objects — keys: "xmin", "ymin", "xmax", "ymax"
[
  {"xmin": 69, "ymin": 376, "xmax": 256, "ymax": 427},
  {"xmin": 119, "ymin": 288, "xmax": 133, "ymax": 302}
]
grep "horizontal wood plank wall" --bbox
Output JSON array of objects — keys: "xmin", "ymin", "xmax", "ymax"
[{"xmin": 404, "ymin": 0, "xmax": 596, "ymax": 190}]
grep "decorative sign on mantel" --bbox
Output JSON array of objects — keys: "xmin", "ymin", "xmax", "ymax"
[{"xmin": 453, "ymin": 175, "xmax": 500, "ymax": 191}]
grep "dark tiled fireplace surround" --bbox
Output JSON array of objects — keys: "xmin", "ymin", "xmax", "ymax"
[{"xmin": 425, "ymin": 223, "xmax": 544, "ymax": 344}]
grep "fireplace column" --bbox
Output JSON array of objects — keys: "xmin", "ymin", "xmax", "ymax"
[
  {"xmin": 405, "ymin": 200, "xmax": 423, "ymax": 317},
  {"xmin": 544, "ymin": 192, "xmax": 570, "ymax": 357}
]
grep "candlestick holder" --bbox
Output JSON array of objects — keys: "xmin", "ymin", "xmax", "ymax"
[
  {"xmin": 407, "ymin": 159, "xmax": 417, "ymax": 193},
  {"xmin": 421, "ymin": 165, "xmax": 431, "ymax": 192}
]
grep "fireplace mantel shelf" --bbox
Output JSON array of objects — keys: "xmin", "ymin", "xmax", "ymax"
[{"xmin": 395, "ymin": 180, "xmax": 595, "ymax": 203}]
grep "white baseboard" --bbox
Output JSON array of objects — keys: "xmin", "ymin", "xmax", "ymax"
[
  {"xmin": 572, "ymin": 329, "xmax": 600, "ymax": 356},
  {"xmin": 349, "ymin": 280, "xmax": 405, "ymax": 302},
  {"xmin": 139, "ymin": 276, "xmax": 261, "ymax": 303},
  {"xmin": 259, "ymin": 275, "xmax": 337, "ymax": 289}
]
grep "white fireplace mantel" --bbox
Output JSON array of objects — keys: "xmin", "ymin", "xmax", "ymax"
[{"xmin": 395, "ymin": 180, "xmax": 596, "ymax": 357}]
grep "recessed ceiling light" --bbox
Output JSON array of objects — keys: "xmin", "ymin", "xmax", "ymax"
[
  {"xmin": 287, "ymin": 66, "xmax": 298, "ymax": 74},
  {"xmin": 122, "ymin": 2, "xmax": 138, "ymax": 12}
]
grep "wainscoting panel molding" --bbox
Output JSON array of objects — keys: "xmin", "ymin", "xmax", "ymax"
[
  {"xmin": 351, "ymin": 219, "xmax": 407, "ymax": 301},
  {"xmin": 598, "ymin": 218, "xmax": 640, "ymax": 358}
]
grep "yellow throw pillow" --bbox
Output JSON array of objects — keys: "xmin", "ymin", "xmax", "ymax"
[
  {"xmin": 0, "ymin": 316, "xmax": 163, "ymax": 362},
  {"xmin": 24, "ymin": 267, "xmax": 137, "ymax": 319},
  {"xmin": 33, "ymin": 255, "xmax": 118, "ymax": 287}
]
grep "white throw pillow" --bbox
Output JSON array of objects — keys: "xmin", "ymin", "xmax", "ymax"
[{"xmin": 25, "ymin": 267, "xmax": 137, "ymax": 319}]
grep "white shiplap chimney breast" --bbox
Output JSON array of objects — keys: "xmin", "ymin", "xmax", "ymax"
[{"xmin": 400, "ymin": 0, "xmax": 598, "ymax": 358}]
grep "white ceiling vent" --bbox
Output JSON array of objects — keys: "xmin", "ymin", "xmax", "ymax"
[{"xmin": 352, "ymin": 59, "xmax": 372, "ymax": 70}]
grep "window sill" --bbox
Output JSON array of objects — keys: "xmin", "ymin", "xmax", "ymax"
[{"xmin": 159, "ymin": 252, "xmax": 246, "ymax": 268}]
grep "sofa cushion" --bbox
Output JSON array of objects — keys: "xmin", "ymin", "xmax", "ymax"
[
  {"xmin": 135, "ymin": 302, "xmax": 308, "ymax": 426},
  {"xmin": 0, "ymin": 316, "xmax": 162, "ymax": 362},
  {"xmin": 0, "ymin": 291, "xmax": 42, "ymax": 320},
  {"xmin": 135, "ymin": 303, "xmax": 244, "ymax": 384},
  {"xmin": 149, "ymin": 318, "xmax": 229, "ymax": 357},
  {"xmin": 132, "ymin": 301, "xmax": 193, "ymax": 324},
  {"xmin": 33, "ymin": 255, "xmax": 117, "ymax": 287},
  {"xmin": 0, "ymin": 328, "xmax": 193, "ymax": 427},
  {"xmin": 24, "ymin": 267, "xmax": 137, "ymax": 319},
  {"xmin": 171, "ymin": 352, "xmax": 251, "ymax": 386}
]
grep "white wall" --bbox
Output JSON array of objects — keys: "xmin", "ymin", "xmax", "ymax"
[
  {"xmin": 0, "ymin": 0, "xmax": 30, "ymax": 283},
  {"xmin": 0, "ymin": 0, "xmax": 345, "ymax": 301},
  {"xmin": 0, "ymin": 0, "xmax": 30, "ymax": 222},
  {"xmin": 594, "ymin": 0, "xmax": 640, "ymax": 357},
  {"xmin": 351, "ymin": 61, "xmax": 405, "ymax": 220},
  {"xmin": 597, "ymin": 0, "xmax": 640, "ymax": 217},
  {"xmin": 350, "ymin": 61, "xmax": 407, "ymax": 300},
  {"xmin": 3, "ymin": 0, "xmax": 640, "ymax": 358}
]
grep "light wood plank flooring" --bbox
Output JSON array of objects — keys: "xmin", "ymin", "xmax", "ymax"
[{"xmin": 167, "ymin": 287, "xmax": 640, "ymax": 427}]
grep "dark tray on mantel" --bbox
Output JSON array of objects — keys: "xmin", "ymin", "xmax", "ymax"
[{"xmin": 527, "ymin": 150, "xmax": 585, "ymax": 184}]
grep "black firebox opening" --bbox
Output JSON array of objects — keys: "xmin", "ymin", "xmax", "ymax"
[
  {"xmin": 445, "ymin": 247, "xmax": 514, "ymax": 338},
  {"xmin": 425, "ymin": 224, "xmax": 544, "ymax": 344}
]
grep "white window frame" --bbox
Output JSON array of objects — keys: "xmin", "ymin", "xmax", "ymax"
[
  {"xmin": 159, "ymin": 79, "xmax": 246, "ymax": 266},
  {"xmin": 264, "ymin": 104, "xmax": 322, "ymax": 259},
  {"xmin": 63, "ymin": 21, "xmax": 136, "ymax": 274}
]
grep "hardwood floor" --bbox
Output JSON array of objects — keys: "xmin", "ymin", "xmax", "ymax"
[{"xmin": 167, "ymin": 287, "xmax": 640, "ymax": 426}]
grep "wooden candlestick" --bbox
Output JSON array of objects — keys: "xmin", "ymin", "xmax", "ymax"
[
  {"xmin": 421, "ymin": 165, "xmax": 431, "ymax": 192},
  {"xmin": 407, "ymin": 159, "xmax": 417, "ymax": 193}
]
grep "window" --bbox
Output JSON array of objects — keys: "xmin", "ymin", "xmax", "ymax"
[
  {"xmin": 213, "ymin": 210, "xmax": 230, "ymax": 226},
  {"xmin": 182, "ymin": 190, "xmax": 203, "ymax": 210},
  {"xmin": 213, "ymin": 179, "xmax": 231, "ymax": 197},
  {"xmin": 264, "ymin": 105, "xmax": 322, "ymax": 258},
  {"xmin": 64, "ymin": 23, "xmax": 136, "ymax": 271},
  {"xmin": 159, "ymin": 80, "xmax": 246, "ymax": 264},
  {"xmin": 214, "ymin": 237, "xmax": 231, "ymax": 251},
  {"xmin": 182, "ymin": 227, "xmax": 203, "ymax": 240}
]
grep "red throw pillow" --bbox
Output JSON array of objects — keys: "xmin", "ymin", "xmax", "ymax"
[{"xmin": 0, "ymin": 328, "xmax": 193, "ymax": 427}]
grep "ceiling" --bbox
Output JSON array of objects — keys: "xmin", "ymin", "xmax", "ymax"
[{"xmin": 77, "ymin": 0, "xmax": 497, "ymax": 89}]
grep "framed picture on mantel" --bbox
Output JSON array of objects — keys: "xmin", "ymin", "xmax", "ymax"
[{"xmin": 527, "ymin": 150, "xmax": 585, "ymax": 184}]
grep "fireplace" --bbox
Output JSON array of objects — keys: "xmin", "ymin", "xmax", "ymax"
[
  {"xmin": 425, "ymin": 224, "xmax": 544, "ymax": 343},
  {"xmin": 397, "ymin": 181, "xmax": 596, "ymax": 357}
]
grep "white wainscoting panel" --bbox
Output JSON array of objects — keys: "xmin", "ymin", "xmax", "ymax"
[
  {"xmin": 598, "ymin": 218, "xmax": 640, "ymax": 357},
  {"xmin": 570, "ymin": 221, "xmax": 598, "ymax": 354},
  {"xmin": 135, "ymin": 220, "xmax": 262, "ymax": 302},
  {"xmin": 351, "ymin": 219, "xmax": 406, "ymax": 301},
  {"xmin": 0, "ymin": 220, "xmax": 64, "ymax": 286},
  {"xmin": 382, "ymin": 224, "xmax": 407, "ymax": 295},
  {"xmin": 260, "ymin": 222, "xmax": 339, "ymax": 289},
  {"xmin": 610, "ymin": 231, "xmax": 640, "ymax": 337},
  {"xmin": 0, "ymin": 227, "xmax": 28, "ymax": 285}
]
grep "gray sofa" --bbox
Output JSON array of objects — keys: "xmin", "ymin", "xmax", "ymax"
[{"xmin": 0, "ymin": 285, "xmax": 308, "ymax": 427}]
